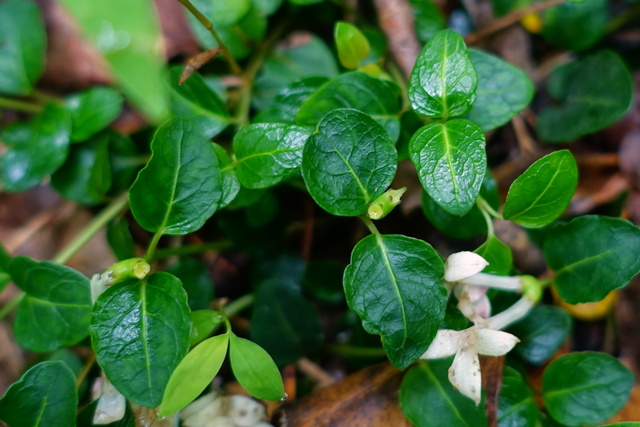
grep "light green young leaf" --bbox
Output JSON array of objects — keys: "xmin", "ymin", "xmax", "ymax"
[
  {"xmin": 543, "ymin": 352, "xmax": 633, "ymax": 426},
  {"xmin": 0, "ymin": 0, "xmax": 46, "ymax": 95},
  {"xmin": 543, "ymin": 215, "xmax": 640, "ymax": 304},
  {"xmin": 498, "ymin": 367, "xmax": 539, "ymax": 426},
  {"xmin": 0, "ymin": 361, "xmax": 77, "ymax": 427},
  {"xmin": 59, "ymin": 0, "xmax": 169, "ymax": 121},
  {"xmin": 301, "ymin": 108, "xmax": 397, "ymax": 216},
  {"xmin": 159, "ymin": 333, "xmax": 229, "ymax": 416},
  {"xmin": 400, "ymin": 361, "xmax": 487, "ymax": 426},
  {"xmin": 189, "ymin": 310, "xmax": 222, "ymax": 346},
  {"xmin": 169, "ymin": 66, "xmax": 230, "ymax": 139},
  {"xmin": 65, "ymin": 87, "xmax": 124, "ymax": 142},
  {"xmin": 344, "ymin": 234, "xmax": 447, "ymax": 369},
  {"xmin": 466, "ymin": 48, "xmax": 534, "ymax": 132},
  {"xmin": 129, "ymin": 117, "xmax": 224, "ymax": 235},
  {"xmin": 503, "ymin": 150, "xmax": 578, "ymax": 228},
  {"xmin": 296, "ymin": 72, "xmax": 402, "ymax": 141},
  {"xmin": 1, "ymin": 104, "xmax": 72, "ymax": 192},
  {"xmin": 229, "ymin": 334, "xmax": 285, "ymax": 401},
  {"xmin": 9, "ymin": 256, "xmax": 92, "ymax": 352},
  {"xmin": 537, "ymin": 51, "xmax": 633, "ymax": 143},
  {"xmin": 92, "ymin": 272, "xmax": 191, "ymax": 408},
  {"xmin": 408, "ymin": 29, "xmax": 477, "ymax": 119},
  {"xmin": 335, "ymin": 22, "xmax": 371, "ymax": 69},
  {"xmin": 234, "ymin": 123, "xmax": 310, "ymax": 189},
  {"xmin": 410, "ymin": 119, "xmax": 486, "ymax": 216}
]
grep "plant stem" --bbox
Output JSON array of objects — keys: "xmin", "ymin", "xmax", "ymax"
[
  {"xmin": 478, "ymin": 200, "xmax": 495, "ymax": 238},
  {"xmin": 478, "ymin": 196, "xmax": 503, "ymax": 220},
  {"xmin": 144, "ymin": 231, "xmax": 163, "ymax": 262},
  {"xmin": 360, "ymin": 215, "xmax": 381, "ymax": 236},
  {"xmin": 329, "ymin": 344, "xmax": 388, "ymax": 358},
  {"xmin": 223, "ymin": 294, "xmax": 254, "ymax": 318},
  {"xmin": 0, "ymin": 293, "xmax": 24, "ymax": 321},
  {"xmin": 76, "ymin": 352, "xmax": 97, "ymax": 388},
  {"xmin": 53, "ymin": 193, "xmax": 130, "ymax": 265},
  {"xmin": 175, "ymin": 0, "xmax": 243, "ymax": 76},
  {"xmin": 153, "ymin": 240, "xmax": 233, "ymax": 259},
  {"xmin": 0, "ymin": 97, "xmax": 42, "ymax": 114}
]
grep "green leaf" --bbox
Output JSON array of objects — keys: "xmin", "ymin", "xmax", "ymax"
[
  {"xmin": 296, "ymin": 72, "xmax": 402, "ymax": 141},
  {"xmin": 59, "ymin": 0, "xmax": 169, "ymax": 121},
  {"xmin": 10, "ymin": 256, "xmax": 91, "ymax": 352},
  {"xmin": 537, "ymin": 51, "xmax": 633, "ymax": 143},
  {"xmin": 251, "ymin": 280, "xmax": 324, "ymax": 366},
  {"xmin": 159, "ymin": 333, "xmax": 228, "ymax": 416},
  {"xmin": 498, "ymin": 367, "xmax": 539, "ymax": 427},
  {"xmin": 422, "ymin": 172, "xmax": 499, "ymax": 239},
  {"xmin": 408, "ymin": 29, "xmax": 477, "ymax": 119},
  {"xmin": 400, "ymin": 361, "xmax": 488, "ymax": 426},
  {"xmin": 410, "ymin": 119, "xmax": 487, "ymax": 216},
  {"xmin": 303, "ymin": 260, "xmax": 346, "ymax": 305},
  {"xmin": 1, "ymin": 104, "xmax": 72, "ymax": 192},
  {"xmin": 254, "ymin": 77, "xmax": 328, "ymax": 124},
  {"xmin": 344, "ymin": 234, "xmax": 447, "ymax": 369},
  {"xmin": 91, "ymin": 272, "xmax": 191, "ymax": 408},
  {"xmin": 542, "ymin": 0, "xmax": 608, "ymax": 51},
  {"xmin": 168, "ymin": 66, "xmax": 230, "ymax": 139},
  {"xmin": 51, "ymin": 133, "xmax": 112, "ymax": 205},
  {"xmin": 253, "ymin": 34, "xmax": 338, "ymax": 110},
  {"xmin": 106, "ymin": 131, "xmax": 144, "ymax": 196},
  {"xmin": 107, "ymin": 218, "xmax": 137, "ymax": 261},
  {"xmin": 543, "ymin": 215, "xmax": 640, "ymax": 303},
  {"xmin": 475, "ymin": 236, "xmax": 513, "ymax": 275},
  {"xmin": 167, "ymin": 257, "xmax": 214, "ymax": 311},
  {"xmin": 301, "ymin": 108, "xmax": 397, "ymax": 216},
  {"xmin": 194, "ymin": 0, "xmax": 250, "ymax": 27},
  {"xmin": 503, "ymin": 150, "xmax": 578, "ymax": 228},
  {"xmin": 542, "ymin": 352, "xmax": 633, "ymax": 426},
  {"xmin": 0, "ymin": 0, "xmax": 46, "ymax": 95},
  {"xmin": 409, "ymin": 0, "xmax": 446, "ymax": 43},
  {"xmin": 466, "ymin": 48, "xmax": 534, "ymax": 132},
  {"xmin": 65, "ymin": 87, "xmax": 124, "ymax": 142},
  {"xmin": 189, "ymin": 310, "xmax": 222, "ymax": 346},
  {"xmin": 0, "ymin": 244, "xmax": 12, "ymax": 294},
  {"xmin": 335, "ymin": 22, "xmax": 370, "ymax": 69},
  {"xmin": 508, "ymin": 305, "xmax": 572, "ymax": 365},
  {"xmin": 233, "ymin": 123, "xmax": 310, "ymax": 189},
  {"xmin": 252, "ymin": 0, "xmax": 283, "ymax": 16},
  {"xmin": 213, "ymin": 143, "xmax": 240, "ymax": 208},
  {"xmin": 0, "ymin": 361, "xmax": 77, "ymax": 427},
  {"xmin": 129, "ymin": 117, "xmax": 224, "ymax": 235},
  {"xmin": 229, "ymin": 334, "xmax": 285, "ymax": 401}
]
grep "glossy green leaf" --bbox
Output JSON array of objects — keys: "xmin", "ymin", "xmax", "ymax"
[
  {"xmin": 408, "ymin": 29, "xmax": 477, "ymax": 119},
  {"xmin": 475, "ymin": 236, "xmax": 513, "ymax": 275},
  {"xmin": 542, "ymin": 0, "xmax": 608, "ymax": 51},
  {"xmin": 234, "ymin": 123, "xmax": 310, "ymax": 188},
  {"xmin": 466, "ymin": 49, "xmax": 533, "ymax": 132},
  {"xmin": 107, "ymin": 218, "xmax": 136, "ymax": 261},
  {"xmin": 10, "ymin": 256, "xmax": 91, "ymax": 352},
  {"xmin": 509, "ymin": 305, "xmax": 572, "ymax": 365},
  {"xmin": 159, "ymin": 333, "xmax": 228, "ymax": 416},
  {"xmin": 167, "ymin": 257, "xmax": 213, "ymax": 311},
  {"xmin": 91, "ymin": 272, "xmax": 191, "ymax": 408},
  {"xmin": 498, "ymin": 367, "xmax": 539, "ymax": 427},
  {"xmin": 1, "ymin": 104, "xmax": 71, "ymax": 192},
  {"xmin": 51, "ymin": 133, "xmax": 112, "ymax": 205},
  {"xmin": 189, "ymin": 310, "xmax": 222, "ymax": 346},
  {"xmin": 543, "ymin": 215, "xmax": 640, "ymax": 303},
  {"xmin": 344, "ymin": 234, "xmax": 447, "ymax": 369},
  {"xmin": 251, "ymin": 280, "xmax": 324, "ymax": 366},
  {"xmin": 254, "ymin": 77, "xmax": 328, "ymax": 124},
  {"xmin": 0, "ymin": 244, "xmax": 11, "ymax": 294},
  {"xmin": 537, "ymin": 51, "xmax": 633, "ymax": 143},
  {"xmin": 212, "ymin": 143, "xmax": 240, "ymax": 208},
  {"xmin": 106, "ymin": 131, "xmax": 144, "ymax": 196},
  {"xmin": 253, "ymin": 34, "xmax": 338, "ymax": 110},
  {"xmin": 0, "ymin": 0, "xmax": 46, "ymax": 95},
  {"xmin": 65, "ymin": 87, "xmax": 124, "ymax": 142},
  {"xmin": 301, "ymin": 108, "xmax": 397, "ymax": 216},
  {"xmin": 335, "ymin": 22, "xmax": 370, "ymax": 69},
  {"xmin": 422, "ymin": 172, "xmax": 499, "ymax": 239},
  {"xmin": 129, "ymin": 117, "xmax": 224, "ymax": 235},
  {"xmin": 59, "ymin": 0, "xmax": 169, "ymax": 120},
  {"xmin": 542, "ymin": 352, "xmax": 633, "ymax": 426},
  {"xmin": 410, "ymin": 119, "xmax": 487, "ymax": 216},
  {"xmin": 169, "ymin": 66, "xmax": 230, "ymax": 139},
  {"xmin": 229, "ymin": 334, "xmax": 285, "ymax": 401},
  {"xmin": 0, "ymin": 361, "xmax": 77, "ymax": 427},
  {"xmin": 409, "ymin": 0, "xmax": 446, "ymax": 43},
  {"xmin": 296, "ymin": 72, "xmax": 402, "ymax": 141},
  {"xmin": 400, "ymin": 360, "xmax": 488, "ymax": 426},
  {"xmin": 503, "ymin": 150, "xmax": 578, "ymax": 228}
]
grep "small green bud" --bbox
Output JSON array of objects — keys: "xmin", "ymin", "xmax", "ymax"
[
  {"xmin": 367, "ymin": 187, "xmax": 407, "ymax": 220},
  {"xmin": 521, "ymin": 275, "xmax": 542, "ymax": 303},
  {"xmin": 105, "ymin": 258, "xmax": 151, "ymax": 284}
]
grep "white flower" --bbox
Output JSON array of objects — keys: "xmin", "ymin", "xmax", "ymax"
[
  {"xmin": 92, "ymin": 376, "xmax": 126, "ymax": 424},
  {"xmin": 444, "ymin": 252, "xmax": 488, "ymax": 283},
  {"xmin": 420, "ymin": 326, "xmax": 520, "ymax": 405}
]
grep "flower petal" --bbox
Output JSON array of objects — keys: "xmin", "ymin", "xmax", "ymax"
[
  {"xmin": 444, "ymin": 252, "xmax": 489, "ymax": 282},
  {"xmin": 474, "ymin": 328, "xmax": 520, "ymax": 356},
  {"xmin": 448, "ymin": 345, "xmax": 482, "ymax": 405},
  {"xmin": 420, "ymin": 329, "xmax": 461, "ymax": 359}
]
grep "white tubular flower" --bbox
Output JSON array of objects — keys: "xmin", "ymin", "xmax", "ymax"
[
  {"xmin": 421, "ymin": 327, "xmax": 520, "ymax": 405},
  {"xmin": 444, "ymin": 252, "xmax": 489, "ymax": 283},
  {"xmin": 93, "ymin": 376, "xmax": 126, "ymax": 425}
]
